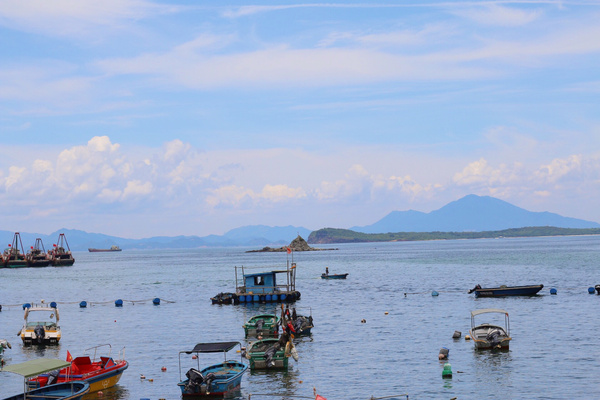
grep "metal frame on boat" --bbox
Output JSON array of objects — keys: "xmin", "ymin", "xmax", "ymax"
[{"xmin": 469, "ymin": 308, "xmax": 511, "ymax": 350}]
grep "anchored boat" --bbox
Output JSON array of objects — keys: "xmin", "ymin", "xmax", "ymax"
[
  {"xmin": 469, "ymin": 308, "xmax": 511, "ymax": 350},
  {"xmin": 2, "ymin": 359, "xmax": 90, "ymax": 400},
  {"xmin": 26, "ymin": 238, "xmax": 51, "ymax": 267},
  {"xmin": 468, "ymin": 284, "xmax": 543, "ymax": 297},
  {"xmin": 48, "ymin": 234, "xmax": 75, "ymax": 266},
  {"xmin": 28, "ymin": 344, "xmax": 128, "ymax": 393},
  {"xmin": 20, "ymin": 303, "xmax": 61, "ymax": 345},
  {"xmin": 3, "ymin": 232, "xmax": 28, "ymax": 268},
  {"xmin": 178, "ymin": 342, "xmax": 248, "ymax": 397},
  {"xmin": 243, "ymin": 314, "xmax": 280, "ymax": 338},
  {"xmin": 88, "ymin": 246, "xmax": 122, "ymax": 252},
  {"xmin": 321, "ymin": 273, "xmax": 348, "ymax": 279},
  {"xmin": 244, "ymin": 338, "xmax": 289, "ymax": 370}
]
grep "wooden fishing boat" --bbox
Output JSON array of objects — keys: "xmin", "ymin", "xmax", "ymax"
[
  {"xmin": 469, "ymin": 308, "xmax": 511, "ymax": 350},
  {"xmin": 2, "ymin": 359, "xmax": 90, "ymax": 400},
  {"xmin": 48, "ymin": 234, "xmax": 75, "ymax": 266},
  {"xmin": 468, "ymin": 284, "xmax": 543, "ymax": 297},
  {"xmin": 321, "ymin": 273, "xmax": 348, "ymax": 279},
  {"xmin": 178, "ymin": 342, "xmax": 248, "ymax": 397},
  {"xmin": 20, "ymin": 303, "xmax": 61, "ymax": 345},
  {"xmin": 26, "ymin": 238, "xmax": 51, "ymax": 267},
  {"xmin": 3, "ymin": 232, "xmax": 28, "ymax": 268},
  {"xmin": 243, "ymin": 314, "xmax": 280, "ymax": 338},
  {"xmin": 244, "ymin": 338, "xmax": 289, "ymax": 370},
  {"xmin": 28, "ymin": 344, "xmax": 128, "ymax": 392}
]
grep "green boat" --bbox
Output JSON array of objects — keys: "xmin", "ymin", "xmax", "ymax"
[
  {"xmin": 244, "ymin": 338, "xmax": 288, "ymax": 370},
  {"xmin": 243, "ymin": 314, "xmax": 280, "ymax": 338}
]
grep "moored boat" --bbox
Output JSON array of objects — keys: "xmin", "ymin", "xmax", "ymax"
[
  {"xmin": 321, "ymin": 273, "xmax": 348, "ymax": 279},
  {"xmin": 20, "ymin": 303, "xmax": 61, "ymax": 345},
  {"xmin": 0, "ymin": 339, "xmax": 11, "ymax": 366},
  {"xmin": 26, "ymin": 238, "xmax": 51, "ymax": 267},
  {"xmin": 211, "ymin": 292, "xmax": 239, "ymax": 305},
  {"xmin": 178, "ymin": 342, "xmax": 248, "ymax": 397},
  {"xmin": 88, "ymin": 246, "xmax": 122, "ymax": 252},
  {"xmin": 2, "ymin": 359, "xmax": 90, "ymax": 400},
  {"xmin": 28, "ymin": 344, "xmax": 128, "ymax": 392},
  {"xmin": 469, "ymin": 308, "xmax": 511, "ymax": 350},
  {"xmin": 468, "ymin": 284, "xmax": 543, "ymax": 297},
  {"xmin": 48, "ymin": 233, "xmax": 75, "ymax": 266},
  {"xmin": 243, "ymin": 314, "xmax": 280, "ymax": 338},
  {"xmin": 3, "ymin": 232, "xmax": 28, "ymax": 268},
  {"xmin": 244, "ymin": 336, "xmax": 295, "ymax": 370}
]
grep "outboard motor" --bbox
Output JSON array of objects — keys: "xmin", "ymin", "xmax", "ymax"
[
  {"xmin": 184, "ymin": 368, "xmax": 204, "ymax": 394},
  {"xmin": 256, "ymin": 319, "xmax": 265, "ymax": 335},
  {"xmin": 468, "ymin": 284, "xmax": 482, "ymax": 294},
  {"xmin": 203, "ymin": 372, "xmax": 216, "ymax": 394},
  {"xmin": 47, "ymin": 369, "xmax": 60, "ymax": 385},
  {"xmin": 34, "ymin": 324, "xmax": 45, "ymax": 344},
  {"xmin": 265, "ymin": 343, "xmax": 280, "ymax": 367},
  {"xmin": 486, "ymin": 328, "xmax": 503, "ymax": 348}
]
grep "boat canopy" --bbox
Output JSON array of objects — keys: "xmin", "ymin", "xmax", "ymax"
[
  {"xmin": 1, "ymin": 358, "xmax": 70, "ymax": 378},
  {"xmin": 185, "ymin": 342, "xmax": 240, "ymax": 354},
  {"xmin": 471, "ymin": 308, "xmax": 509, "ymax": 317},
  {"xmin": 24, "ymin": 306, "xmax": 59, "ymax": 322}
]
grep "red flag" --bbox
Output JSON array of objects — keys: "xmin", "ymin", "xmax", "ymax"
[
  {"xmin": 287, "ymin": 247, "xmax": 291, "ymax": 254},
  {"xmin": 316, "ymin": 396, "xmax": 327, "ymax": 400},
  {"xmin": 66, "ymin": 350, "xmax": 73, "ymax": 362}
]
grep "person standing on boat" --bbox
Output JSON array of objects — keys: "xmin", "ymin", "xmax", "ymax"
[{"xmin": 325, "ymin": 267, "xmax": 329, "ymax": 275}]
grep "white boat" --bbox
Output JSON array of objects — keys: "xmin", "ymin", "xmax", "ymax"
[
  {"xmin": 469, "ymin": 308, "xmax": 511, "ymax": 350},
  {"xmin": 20, "ymin": 303, "xmax": 61, "ymax": 345}
]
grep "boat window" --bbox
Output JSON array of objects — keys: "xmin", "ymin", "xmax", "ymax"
[{"xmin": 254, "ymin": 276, "xmax": 264, "ymax": 285}]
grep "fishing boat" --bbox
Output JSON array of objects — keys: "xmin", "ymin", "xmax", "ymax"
[
  {"xmin": 88, "ymin": 246, "xmax": 122, "ymax": 252},
  {"xmin": 20, "ymin": 303, "xmax": 61, "ymax": 345},
  {"xmin": 468, "ymin": 284, "xmax": 543, "ymax": 297},
  {"xmin": 177, "ymin": 342, "xmax": 248, "ymax": 397},
  {"xmin": 243, "ymin": 314, "xmax": 280, "ymax": 338},
  {"xmin": 26, "ymin": 238, "xmax": 51, "ymax": 267},
  {"xmin": 1, "ymin": 359, "xmax": 90, "ymax": 400},
  {"xmin": 288, "ymin": 308, "xmax": 314, "ymax": 336},
  {"xmin": 48, "ymin": 233, "xmax": 75, "ymax": 266},
  {"xmin": 212, "ymin": 260, "xmax": 300, "ymax": 304},
  {"xmin": 28, "ymin": 344, "xmax": 128, "ymax": 392},
  {"xmin": 0, "ymin": 339, "xmax": 11, "ymax": 366},
  {"xmin": 244, "ymin": 338, "xmax": 291, "ymax": 370},
  {"xmin": 321, "ymin": 273, "xmax": 348, "ymax": 279},
  {"xmin": 469, "ymin": 308, "xmax": 511, "ymax": 350},
  {"xmin": 3, "ymin": 232, "xmax": 28, "ymax": 268}
]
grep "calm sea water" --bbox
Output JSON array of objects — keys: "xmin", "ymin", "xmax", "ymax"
[{"xmin": 1, "ymin": 235, "xmax": 600, "ymax": 400}]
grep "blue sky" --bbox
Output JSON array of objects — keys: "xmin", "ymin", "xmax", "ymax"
[{"xmin": 1, "ymin": 1, "xmax": 600, "ymax": 238}]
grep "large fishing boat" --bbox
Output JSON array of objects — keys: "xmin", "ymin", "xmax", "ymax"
[
  {"xmin": 48, "ymin": 233, "xmax": 75, "ymax": 266},
  {"xmin": 3, "ymin": 232, "xmax": 28, "ymax": 268},
  {"xmin": 88, "ymin": 246, "xmax": 122, "ymax": 252},
  {"xmin": 26, "ymin": 238, "xmax": 51, "ymax": 267}
]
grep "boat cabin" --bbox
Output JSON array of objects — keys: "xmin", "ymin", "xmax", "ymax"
[{"xmin": 232, "ymin": 262, "xmax": 300, "ymax": 303}]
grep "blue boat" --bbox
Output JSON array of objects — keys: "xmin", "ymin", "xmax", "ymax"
[
  {"xmin": 2, "ymin": 358, "xmax": 90, "ymax": 400},
  {"xmin": 211, "ymin": 261, "xmax": 301, "ymax": 304},
  {"xmin": 321, "ymin": 273, "xmax": 348, "ymax": 279},
  {"xmin": 468, "ymin": 284, "xmax": 544, "ymax": 297},
  {"xmin": 178, "ymin": 342, "xmax": 248, "ymax": 397}
]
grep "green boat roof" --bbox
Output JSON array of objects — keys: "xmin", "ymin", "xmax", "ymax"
[{"xmin": 1, "ymin": 358, "xmax": 70, "ymax": 378}]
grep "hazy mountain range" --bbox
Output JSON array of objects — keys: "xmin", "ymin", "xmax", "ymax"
[{"xmin": 1, "ymin": 195, "xmax": 597, "ymax": 251}]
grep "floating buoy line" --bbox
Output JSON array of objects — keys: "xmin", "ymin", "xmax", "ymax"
[{"xmin": 0, "ymin": 297, "xmax": 175, "ymax": 310}]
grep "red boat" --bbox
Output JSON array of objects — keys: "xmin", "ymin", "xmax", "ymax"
[{"xmin": 28, "ymin": 344, "xmax": 128, "ymax": 393}]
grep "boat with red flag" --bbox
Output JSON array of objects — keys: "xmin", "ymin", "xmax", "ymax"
[{"xmin": 28, "ymin": 344, "xmax": 128, "ymax": 393}]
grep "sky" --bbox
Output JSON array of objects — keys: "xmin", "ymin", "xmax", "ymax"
[{"xmin": 1, "ymin": 0, "xmax": 600, "ymax": 238}]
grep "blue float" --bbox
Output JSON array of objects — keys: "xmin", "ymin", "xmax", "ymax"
[
  {"xmin": 253, "ymin": 295, "xmax": 259, "ymax": 302},
  {"xmin": 79, "ymin": 301, "xmax": 87, "ymax": 308},
  {"xmin": 550, "ymin": 288, "xmax": 557, "ymax": 295},
  {"xmin": 280, "ymin": 294, "xmax": 287, "ymax": 301},
  {"xmin": 266, "ymin": 295, "xmax": 272, "ymax": 302},
  {"xmin": 115, "ymin": 299, "xmax": 123, "ymax": 307},
  {"xmin": 50, "ymin": 301, "xmax": 57, "ymax": 308},
  {"xmin": 588, "ymin": 287, "xmax": 595, "ymax": 294},
  {"xmin": 152, "ymin": 298, "xmax": 160, "ymax": 305},
  {"xmin": 273, "ymin": 294, "xmax": 279, "ymax": 302},
  {"xmin": 23, "ymin": 303, "xmax": 31, "ymax": 310},
  {"xmin": 432, "ymin": 291, "xmax": 439, "ymax": 297},
  {"xmin": 239, "ymin": 295, "xmax": 246, "ymax": 303}
]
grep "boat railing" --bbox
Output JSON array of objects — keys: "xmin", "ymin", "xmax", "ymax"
[{"xmin": 84, "ymin": 344, "xmax": 112, "ymax": 361}]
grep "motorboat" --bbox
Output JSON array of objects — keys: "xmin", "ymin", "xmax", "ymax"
[
  {"xmin": 468, "ymin": 284, "xmax": 543, "ymax": 297},
  {"xmin": 243, "ymin": 314, "xmax": 280, "ymax": 338},
  {"xmin": 20, "ymin": 303, "xmax": 61, "ymax": 345},
  {"xmin": 28, "ymin": 344, "xmax": 128, "ymax": 392},
  {"xmin": 244, "ymin": 337, "xmax": 294, "ymax": 370},
  {"xmin": 177, "ymin": 342, "xmax": 247, "ymax": 397},
  {"xmin": 2, "ymin": 358, "xmax": 89, "ymax": 400},
  {"xmin": 469, "ymin": 308, "xmax": 511, "ymax": 350},
  {"xmin": 321, "ymin": 273, "xmax": 348, "ymax": 279}
]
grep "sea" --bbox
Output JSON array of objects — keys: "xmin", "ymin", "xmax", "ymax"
[{"xmin": 1, "ymin": 235, "xmax": 600, "ymax": 400}]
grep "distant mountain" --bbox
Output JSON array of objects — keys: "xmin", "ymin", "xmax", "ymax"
[
  {"xmin": 351, "ymin": 194, "xmax": 600, "ymax": 233},
  {"xmin": 0, "ymin": 225, "xmax": 312, "ymax": 251}
]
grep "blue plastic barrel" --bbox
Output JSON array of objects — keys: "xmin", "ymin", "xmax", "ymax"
[
  {"xmin": 115, "ymin": 299, "xmax": 123, "ymax": 307},
  {"xmin": 280, "ymin": 294, "xmax": 287, "ymax": 301},
  {"xmin": 152, "ymin": 298, "xmax": 160, "ymax": 305},
  {"xmin": 253, "ymin": 295, "xmax": 259, "ymax": 302},
  {"xmin": 79, "ymin": 301, "xmax": 87, "ymax": 308},
  {"xmin": 239, "ymin": 295, "xmax": 246, "ymax": 303},
  {"xmin": 273, "ymin": 294, "xmax": 279, "ymax": 302},
  {"xmin": 588, "ymin": 287, "xmax": 595, "ymax": 294},
  {"xmin": 550, "ymin": 288, "xmax": 557, "ymax": 295},
  {"xmin": 266, "ymin": 295, "xmax": 272, "ymax": 302},
  {"xmin": 23, "ymin": 303, "xmax": 31, "ymax": 310}
]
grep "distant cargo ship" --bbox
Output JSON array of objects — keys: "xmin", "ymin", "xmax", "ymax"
[{"xmin": 88, "ymin": 245, "xmax": 122, "ymax": 252}]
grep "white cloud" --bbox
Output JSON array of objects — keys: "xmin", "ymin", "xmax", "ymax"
[{"xmin": 452, "ymin": 4, "xmax": 543, "ymax": 27}]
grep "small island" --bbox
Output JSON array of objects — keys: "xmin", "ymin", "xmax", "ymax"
[{"xmin": 246, "ymin": 235, "xmax": 337, "ymax": 253}]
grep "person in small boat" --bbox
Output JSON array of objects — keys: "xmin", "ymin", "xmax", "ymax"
[{"xmin": 325, "ymin": 267, "xmax": 329, "ymax": 275}]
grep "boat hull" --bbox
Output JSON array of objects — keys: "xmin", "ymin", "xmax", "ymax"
[
  {"xmin": 243, "ymin": 315, "xmax": 279, "ymax": 338},
  {"xmin": 246, "ymin": 339, "xmax": 288, "ymax": 370},
  {"xmin": 3, "ymin": 381, "xmax": 90, "ymax": 400},
  {"xmin": 321, "ymin": 273, "xmax": 348, "ymax": 279},
  {"xmin": 178, "ymin": 361, "xmax": 247, "ymax": 396},
  {"xmin": 88, "ymin": 249, "xmax": 122, "ymax": 252},
  {"xmin": 473, "ymin": 284, "xmax": 543, "ymax": 297}
]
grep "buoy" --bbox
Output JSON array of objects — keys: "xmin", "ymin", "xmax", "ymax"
[
  {"xmin": 361, "ymin": 319, "xmax": 366, "ymax": 323},
  {"xmin": 439, "ymin": 347, "xmax": 449, "ymax": 360},
  {"xmin": 432, "ymin": 290, "xmax": 439, "ymax": 296},
  {"xmin": 442, "ymin": 363, "xmax": 452, "ymax": 378},
  {"xmin": 192, "ymin": 355, "xmax": 197, "ymax": 359},
  {"xmin": 384, "ymin": 311, "xmax": 389, "ymax": 315},
  {"xmin": 115, "ymin": 299, "xmax": 123, "ymax": 307},
  {"xmin": 148, "ymin": 378, "xmax": 154, "ymax": 382},
  {"xmin": 23, "ymin": 303, "xmax": 31, "ymax": 310},
  {"xmin": 161, "ymin": 366, "xmax": 167, "ymax": 372},
  {"xmin": 465, "ymin": 335, "xmax": 471, "ymax": 341},
  {"xmin": 588, "ymin": 287, "xmax": 595, "ymax": 294},
  {"xmin": 452, "ymin": 331, "xmax": 461, "ymax": 339},
  {"xmin": 50, "ymin": 301, "xmax": 57, "ymax": 308},
  {"xmin": 153, "ymin": 298, "xmax": 160, "ymax": 305},
  {"xmin": 140, "ymin": 374, "xmax": 146, "ymax": 379},
  {"xmin": 79, "ymin": 301, "xmax": 87, "ymax": 308},
  {"xmin": 550, "ymin": 288, "xmax": 557, "ymax": 295}
]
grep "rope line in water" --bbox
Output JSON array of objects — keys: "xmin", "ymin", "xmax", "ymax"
[{"xmin": 0, "ymin": 298, "xmax": 175, "ymax": 309}]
